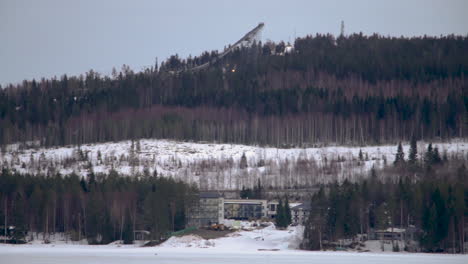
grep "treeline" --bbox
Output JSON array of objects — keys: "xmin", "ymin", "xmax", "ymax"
[
  {"xmin": 1, "ymin": 34, "xmax": 467, "ymax": 147},
  {"xmin": 0, "ymin": 169, "xmax": 197, "ymax": 244},
  {"xmin": 302, "ymin": 143, "xmax": 468, "ymax": 253}
]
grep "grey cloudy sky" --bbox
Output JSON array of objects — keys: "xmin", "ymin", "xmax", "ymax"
[{"xmin": 1, "ymin": 0, "xmax": 467, "ymax": 85}]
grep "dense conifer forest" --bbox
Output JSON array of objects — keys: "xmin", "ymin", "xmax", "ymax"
[
  {"xmin": 1, "ymin": 34, "xmax": 467, "ymax": 147},
  {"xmin": 0, "ymin": 169, "xmax": 197, "ymax": 244},
  {"xmin": 302, "ymin": 141, "xmax": 468, "ymax": 253}
]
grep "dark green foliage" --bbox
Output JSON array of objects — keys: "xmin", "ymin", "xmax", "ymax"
[
  {"xmin": 122, "ymin": 210, "xmax": 133, "ymax": 244},
  {"xmin": 239, "ymin": 186, "xmax": 252, "ymax": 199},
  {"xmin": 424, "ymin": 144, "xmax": 442, "ymax": 166},
  {"xmin": 1, "ymin": 34, "xmax": 467, "ymax": 147},
  {"xmin": 276, "ymin": 199, "xmax": 286, "ymax": 228},
  {"xmin": 302, "ymin": 161, "xmax": 468, "ymax": 253},
  {"xmin": 325, "ymin": 181, "xmax": 362, "ymax": 240},
  {"xmin": 239, "ymin": 153, "xmax": 248, "ymax": 169},
  {"xmin": 0, "ymin": 168, "xmax": 197, "ymax": 244},
  {"xmin": 302, "ymin": 188, "xmax": 327, "ymax": 250},
  {"xmin": 253, "ymin": 179, "xmax": 262, "ymax": 199},
  {"xmin": 284, "ymin": 198, "xmax": 292, "ymax": 226},
  {"xmin": 421, "ymin": 188, "xmax": 449, "ymax": 251},
  {"xmin": 240, "ymin": 180, "xmax": 263, "ymax": 199},
  {"xmin": 276, "ymin": 198, "xmax": 292, "ymax": 228},
  {"xmin": 424, "ymin": 143, "xmax": 434, "ymax": 165},
  {"xmin": 408, "ymin": 136, "xmax": 418, "ymax": 165},
  {"xmin": 394, "ymin": 142, "xmax": 405, "ymax": 166},
  {"xmin": 375, "ymin": 202, "xmax": 390, "ymax": 229},
  {"xmin": 433, "ymin": 147, "xmax": 441, "ymax": 164}
]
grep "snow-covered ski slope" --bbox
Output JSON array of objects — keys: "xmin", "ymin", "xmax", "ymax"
[{"xmin": 2, "ymin": 139, "xmax": 468, "ymax": 190}]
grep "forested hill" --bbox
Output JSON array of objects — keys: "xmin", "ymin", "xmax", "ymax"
[{"xmin": 1, "ymin": 34, "xmax": 467, "ymax": 147}]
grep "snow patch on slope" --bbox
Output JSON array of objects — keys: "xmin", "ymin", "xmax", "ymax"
[{"xmin": 2, "ymin": 139, "xmax": 467, "ymax": 190}]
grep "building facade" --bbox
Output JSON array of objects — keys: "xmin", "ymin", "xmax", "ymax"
[
  {"xmin": 187, "ymin": 192, "xmax": 224, "ymax": 227},
  {"xmin": 187, "ymin": 192, "xmax": 311, "ymax": 227},
  {"xmin": 291, "ymin": 202, "xmax": 311, "ymax": 225},
  {"xmin": 224, "ymin": 199, "xmax": 268, "ymax": 220},
  {"xmin": 267, "ymin": 201, "xmax": 279, "ymax": 219}
]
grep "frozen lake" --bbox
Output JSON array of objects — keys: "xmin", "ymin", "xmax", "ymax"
[{"xmin": 1, "ymin": 246, "xmax": 467, "ymax": 264}]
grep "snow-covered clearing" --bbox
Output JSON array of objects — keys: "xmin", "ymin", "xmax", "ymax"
[{"xmin": 2, "ymin": 139, "xmax": 468, "ymax": 190}]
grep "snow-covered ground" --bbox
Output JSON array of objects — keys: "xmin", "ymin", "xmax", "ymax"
[
  {"xmin": 1, "ymin": 221, "xmax": 467, "ymax": 263},
  {"xmin": 2, "ymin": 139, "xmax": 467, "ymax": 190},
  {"xmin": 161, "ymin": 222, "xmax": 303, "ymax": 251},
  {"xmin": 23, "ymin": 232, "xmax": 88, "ymax": 246},
  {"xmin": 1, "ymin": 244, "xmax": 466, "ymax": 264}
]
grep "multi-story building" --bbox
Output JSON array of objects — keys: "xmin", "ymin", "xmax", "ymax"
[
  {"xmin": 187, "ymin": 192, "xmax": 224, "ymax": 227},
  {"xmin": 224, "ymin": 199, "xmax": 268, "ymax": 219},
  {"xmin": 187, "ymin": 191, "xmax": 311, "ymax": 227},
  {"xmin": 267, "ymin": 200, "xmax": 279, "ymax": 219},
  {"xmin": 291, "ymin": 202, "xmax": 311, "ymax": 225}
]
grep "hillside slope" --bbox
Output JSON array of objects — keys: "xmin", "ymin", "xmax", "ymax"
[{"xmin": 2, "ymin": 139, "xmax": 467, "ymax": 190}]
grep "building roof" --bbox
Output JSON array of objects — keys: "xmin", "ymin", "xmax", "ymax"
[
  {"xmin": 371, "ymin": 227, "xmax": 409, "ymax": 233},
  {"xmin": 134, "ymin": 230, "xmax": 151, "ymax": 235},
  {"xmin": 291, "ymin": 201, "xmax": 312, "ymax": 211},
  {"xmin": 199, "ymin": 191, "xmax": 223, "ymax": 198},
  {"xmin": 224, "ymin": 199, "xmax": 267, "ymax": 205}
]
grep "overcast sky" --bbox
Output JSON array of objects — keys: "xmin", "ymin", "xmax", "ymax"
[{"xmin": 1, "ymin": 0, "xmax": 467, "ymax": 86}]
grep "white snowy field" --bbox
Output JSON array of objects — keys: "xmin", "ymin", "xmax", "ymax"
[
  {"xmin": 0, "ymin": 245, "xmax": 467, "ymax": 264},
  {"xmin": 2, "ymin": 139, "xmax": 468, "ymax": 189},
  {"xmin": 1, "ymin": 222, "xmax": 467, "ymax": 263}
]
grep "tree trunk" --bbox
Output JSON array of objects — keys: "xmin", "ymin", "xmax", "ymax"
[
  {"xmin": 53, "ymin": 196, "xmax": 56, "ymax": 234},
  {"xmin": 120, "ymin": 213, "xmax": 124, "ymax": 243},
  {"xmin": 45, "ymin": 208, "xmax": 49, "ymax": 241},
  {"xmin": 133, "ymin": 206, "xmax": 136, "ymax": 242},
  {"xmin": 63, "ymin": 199, "xmax": 67, "ymax": 242},
  {"xmin": 462, "ymin": 216, "xmax": 465, "ymax": 254},
  {"xmin": 452, "ymin": 218, "xmax": 456, "ymax": 254},
  {"xmin": 400, "ymin": 199, "xmax": 403, "ymax": 227},
  {"xmin": 78, "ymin": 213, "xmax": 82, "ymax": 242},
  {"xmin": 4, "ymin": 198, "xmax": 7, "ymax": 244},
  {"xmin": 319, "ymin": 228, "xmax": 323, "ymax": 251},
  {"xmin": 83, "ymin": 204, "xmax": 87, "ymax": 238}
]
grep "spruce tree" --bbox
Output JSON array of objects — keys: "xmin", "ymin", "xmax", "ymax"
[
  {"xmin": 424, "ymin": 143, "xmax": 433, "ymax": 165},
  {"xmin": 394, "ymin": 142, "xmax": 405, "ymax": 165},
  {"xmin": 240, "ymin": 186, "xmax": 246, "ymax": 198},
  {"xmin": 433, "ymin": 146, "xmax": 442, "ymax": 164},
  {"xmin": 456, "ymin": 164, "xmax": 467, "ymax": 183},
  {"xmin": 136, "ymin": 140, "xmax": 141, "ymax": 152},
  {"xmin": 276, "ymin": 199, "xmax": 285, "ymax": 228},
  {"xmin": 408, "ymin": 136, "xmax": 418, "ymax": 165},
  {"xmin": 253, "ymin": 179, "xmax": 262, "ymax": 199},
  {"xmin": 239, "ymin": 152, "xmax": 248, "ymax": 169},
  {"xmin": 284, "ymin": 198, "xmax": 292, "ymax": 226}
]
